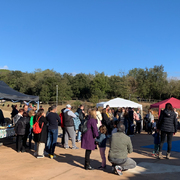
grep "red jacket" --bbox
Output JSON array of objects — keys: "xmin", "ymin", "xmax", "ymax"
[{"xmin": 59, "ymin": 113, "xmax": 64, "ymax": 128}]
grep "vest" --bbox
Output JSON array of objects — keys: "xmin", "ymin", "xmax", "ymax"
[{"xmin": 63, "ymin": 111, "xmax": 74, "ymax": 127}]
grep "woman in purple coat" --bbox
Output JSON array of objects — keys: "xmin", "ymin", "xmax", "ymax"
[{"xmin": 81, "ymin": 109, "xmax": 99, "ymax": 170}]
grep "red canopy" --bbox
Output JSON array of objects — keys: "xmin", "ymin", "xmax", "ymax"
[{"xmin": 150, "ymin": 97, "xmax": 180, "ymax": 116}]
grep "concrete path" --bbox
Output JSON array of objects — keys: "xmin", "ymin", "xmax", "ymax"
[{"xmin": 0, "ymin": 131, "xmax": 180, "ymax": 180}]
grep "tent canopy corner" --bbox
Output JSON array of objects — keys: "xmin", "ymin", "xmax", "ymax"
[
  {"xmin": 150, "ymin": 97, "xmax": 180, "ymax": 116},
  {"xmin": 0, "ymin": 81, "xmax": 39, "ymax": 102}
]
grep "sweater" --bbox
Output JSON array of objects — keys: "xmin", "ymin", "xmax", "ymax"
[
  {"xmin": 109, "ymin": 132, "xmax": 133, "ymax": 159},
  {"xmin": 95, "ymin": 133, "xmax": 107, "ymax": 148},
  {"xmin": 29, "ymin": 116, "xmax": 34, "ymax": 128},
  {"xmin": 46, "ymin": 112, "xmax": 61, "ymax": 130}
]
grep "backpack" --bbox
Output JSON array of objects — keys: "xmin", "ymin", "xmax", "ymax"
[
  {"xmin": 79, "ymin": 119, "xmax": 89, "ymax": 134},
  {"xmin": 73, "ymin": 112, "xmax": 81, "ymax": 131},
  {"xmin": 33, "ymin": 116, "xmax": 44, "ymax": 134}
]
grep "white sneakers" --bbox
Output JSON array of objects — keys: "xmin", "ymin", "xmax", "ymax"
[{"xmin": 115, "ymin": 165, "xmax": 123, "ymax": 176}]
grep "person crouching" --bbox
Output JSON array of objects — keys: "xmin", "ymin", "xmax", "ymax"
[{"xmin": 108, "ymin": 124, "xmax": 136, "ymax": 176}]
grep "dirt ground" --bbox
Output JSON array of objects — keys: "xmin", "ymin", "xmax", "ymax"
[{"xmin": 0, "ymin": 130, "xmax": 180, "ymax": 180}]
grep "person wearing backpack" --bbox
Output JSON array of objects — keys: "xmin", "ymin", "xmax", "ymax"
[
  {"xmin": 33, "ymin": 109, "xmax": 48, "ymax": 158},
  {"xmin": 14, "ymin": 112, "xmax": 30, "ymax": 152},
  {"xmin": 81, "ymin": 109, "xmax": 99, "ymax": 170}
]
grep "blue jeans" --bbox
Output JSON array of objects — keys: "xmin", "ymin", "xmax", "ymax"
[
  {"xmin": 46, "ymin": 129, "xmax": 58, "ymax": 155},
  {"xmin": 77, "ymin": 130, "xmax": 81, "ymax": 141}
]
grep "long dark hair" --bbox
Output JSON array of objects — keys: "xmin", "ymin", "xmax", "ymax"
[
  {"xmin": 35, "ymin": 109, "xmax": 44, "ymax": 121},
  {"xmin": 165, "ymin": 103, "xmax": 173, "ymax": 111}
]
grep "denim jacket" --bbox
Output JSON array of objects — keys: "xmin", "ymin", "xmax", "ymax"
[{"xmin": 95, "ymin": 133, "xmax": 107, "ymax": 148}]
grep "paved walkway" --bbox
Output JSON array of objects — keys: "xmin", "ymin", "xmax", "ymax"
[{"xmin": 1, "ymin": 131, "xmax": 180, "ymax": 180}]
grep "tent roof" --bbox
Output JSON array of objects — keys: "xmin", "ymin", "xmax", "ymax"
[
  {"xmin": 0, "ymin": 81, "xmax": 39, "ymax": 102},
  {"xmin": 96, "ymin": 98, "xmax": 142, "ymax": 109},
  {"xmin": 150, "ymin": 97, "xmax": 180, "ymax": 109}
]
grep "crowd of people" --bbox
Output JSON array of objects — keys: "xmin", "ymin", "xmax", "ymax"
[
  {"xmin": 5, "ymin": 103, "xmax": 138, "ymax": 176},
  {"xmin": 0, "ymin": 102, "xmax": 178, "ymax": 176}
]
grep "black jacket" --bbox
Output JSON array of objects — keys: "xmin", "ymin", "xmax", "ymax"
[
  {"xmin": 33, "ymin": 116, "xmax": 48, "ymax": 143},
  {"xmin": 15, "ymin": 117, "xmax": 30, "ymax": 135},
  {"xmin": 157, "ymin": 110, "xmax": 177, "ymax": 133},
  {"xmin": 76, "ymin": 108, "xmax": 85, "ymax": 121},
  {"xmin": 11, "ymin": 108, "xmax": 18, "ymax": 118},
  {"xmin": 102, "ymin": 112, "xmax": 111, "ymax": 127},
  {"xmin": 0, "ymin": 109, "xmax": 4, "ymax": 124}
]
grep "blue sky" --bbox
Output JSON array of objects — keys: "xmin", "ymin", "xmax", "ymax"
[{"xmin": 0, "ymin": 0, "xmax": 180, "ymax": 77}]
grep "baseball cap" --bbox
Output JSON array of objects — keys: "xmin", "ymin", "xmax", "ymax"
[{"xmin": 66, "ymin": 104, "xmax": 71, "ymax": 108}]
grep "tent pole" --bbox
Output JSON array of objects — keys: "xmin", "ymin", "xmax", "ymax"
[
  {"xmin": 141, "ymin": 106, "xmax": 143, "ymax": 130},
  {"xmin": 37, "ymin": 101, "xmax": 39, "ymax": 110}
]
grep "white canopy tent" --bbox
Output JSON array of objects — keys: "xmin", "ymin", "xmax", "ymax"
[
  {"xmin": 97, "ymin": 98, "xmax": 143, "ymax": 129},
  {"xmin": 96, "ymin": 98, "xmax": 142, "ymax": 110}
]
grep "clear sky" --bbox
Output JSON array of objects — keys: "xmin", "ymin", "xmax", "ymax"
[{"xmin": 0, "ymin": 0, "xmax": 180, "ymax": 77}]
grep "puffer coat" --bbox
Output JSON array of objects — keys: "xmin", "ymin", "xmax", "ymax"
[{"xmin": 157, "ymin": 109, "xmax": 177, "ymax": 133}]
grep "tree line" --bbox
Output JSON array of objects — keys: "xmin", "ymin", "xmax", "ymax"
[{"xmin": 0, "ymin": 65, "xmax": 179, "ymax": 103}]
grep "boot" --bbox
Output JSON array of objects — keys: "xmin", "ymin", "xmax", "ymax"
[
  {"xmin": 84, "ymin": 162, "xmax": 94, "ymax": 170},
  {"xmin": 158, "ymin": 152, "xmax": 163, "ymax": 159},
  {"xmin": 86, "ymin": 164, "xmax": 94, "ymax": 170},
  {"xmin": 84, "ymin": 161, "xmax": 87, "ymax": 169},
  {"xmin": 166, "ymin": 153, "xmax": 170, "ymax": 159}
]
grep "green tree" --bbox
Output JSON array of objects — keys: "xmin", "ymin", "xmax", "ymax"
[
  {"xmin": 90, "ymin": 72, "xmax": 110, "ymax": 99},
  {"xmin": 71, "ymin": 73, "xmax": 91, "ymax": 99}
]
